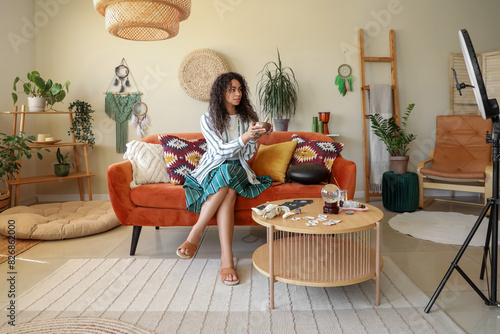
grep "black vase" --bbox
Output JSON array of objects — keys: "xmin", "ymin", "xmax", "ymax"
[{"xmin": 54, "ymin": 164, "xmax": 70, "ymax": 177}]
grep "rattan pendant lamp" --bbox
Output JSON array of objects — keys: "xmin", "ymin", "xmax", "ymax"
[{"xmin": 94, "ymin": 0, "xmax": 191, "ymax": 41}]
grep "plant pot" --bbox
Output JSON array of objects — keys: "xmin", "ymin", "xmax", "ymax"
[
  {"xmin": 389, "ymin": 156, "xmax": 409, "ymax": 174},
  {"xmin": 0, "ymin": 179, "xmax": 10, "ymax": 212},
  {"xmin": 27, "ymin": 96, "xmax": 46, "ymax": 112},
  {"xmin": 54, "ymin": 164, "xmax": 70, "ymax": 177},
  {"xmin": 273, "ymin": 119, "xmax": 290, "ymax": 131}
]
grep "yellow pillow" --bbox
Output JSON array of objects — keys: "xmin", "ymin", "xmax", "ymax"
[{"xmin": 252, "ymin": 141, "xmax": 297, "ymax": 182}]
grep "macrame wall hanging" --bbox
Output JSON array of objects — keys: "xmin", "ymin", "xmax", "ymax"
[{"xmin": 104, "ymin": 58, "xmax": 149, "ymax": 153}]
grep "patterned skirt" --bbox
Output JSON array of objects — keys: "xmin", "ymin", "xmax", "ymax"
[{"xmin": 183, "ymin": 160, "xmax": 274, "ymax": 214}]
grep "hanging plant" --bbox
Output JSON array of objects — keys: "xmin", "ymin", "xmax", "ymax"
[{"xmin": 68, "ymin": 100, "xmax": 95, "ymax": 148}]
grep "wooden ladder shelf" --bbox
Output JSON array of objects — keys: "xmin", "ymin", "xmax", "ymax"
[{"xmin": 358, "ymin": 29, "xmax": 400, "ymax": 202}]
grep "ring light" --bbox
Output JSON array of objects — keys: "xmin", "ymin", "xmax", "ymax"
[
  {"xmin": 458, "ymin": 29, "xmax": 499, "ymax": 120},
  {"xmin": 426, "ymin": 28, "xmax": 500, "ymax": 313}
]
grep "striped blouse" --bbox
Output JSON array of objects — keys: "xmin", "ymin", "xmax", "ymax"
[{"xmin": 189, "ymin": 112, "xmax": 260, "ymax": 184}]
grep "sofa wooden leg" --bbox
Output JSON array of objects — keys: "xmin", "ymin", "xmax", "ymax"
[
  {"xmin": 155, "ymin": 226, "xmax": 159, "ymax": 230},
  {"xmin": 130, "ymin": 226, "xmax": 142, "ymax": 256}
]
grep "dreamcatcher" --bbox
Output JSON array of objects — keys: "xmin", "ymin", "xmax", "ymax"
[
  {"xmin": 130, "ymin": 102, "xmax": 150, "ymax": 138},
  {"xmin": 114, "ymin": 62, "xmax": 130, "ymax": 93},
  {"xmin": 335, "ymin": 64, "xmax": 353, "ymax": 96}
]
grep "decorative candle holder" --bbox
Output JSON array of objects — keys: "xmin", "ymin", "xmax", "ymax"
[
  {"xmin": 312, "ymin": 116, "xmax": 318, "ymax": 132},
  {"xmin": 318, "ymin": 112, "xmax": 330, "ymax": 134}
]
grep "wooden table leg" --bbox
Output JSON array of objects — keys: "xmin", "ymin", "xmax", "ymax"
[
  {"xmin": 375, "ymin": 221, "xmax": 381, "ymax": 306},
  {"xmin": 268, "ymin": 225, "xmax": 274, "ymax": 310}
]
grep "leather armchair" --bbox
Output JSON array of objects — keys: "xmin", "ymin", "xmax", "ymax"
[{"xmin": 417, "ymin": 115, "xmax": 492, "ymax": 208}]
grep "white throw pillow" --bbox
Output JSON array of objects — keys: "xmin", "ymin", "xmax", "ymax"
[{"xmin": 123, "ymin": 140, "xmax": 170, "ymax": 188}]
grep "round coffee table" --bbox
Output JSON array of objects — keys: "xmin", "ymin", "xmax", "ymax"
[{"xmin": 252, "ymin": 198, "xmax": 384, "ymax": 309}]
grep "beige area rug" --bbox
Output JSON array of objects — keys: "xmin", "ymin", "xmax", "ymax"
[
  {"xmin": 0, "ymin": 257, "xmax": 464, "ymax": 333},
  {"xmin": 389, "ymin": 211, "xmax": 500, "ymax": 247},
  {"xmin": 1, "ymin": 317, "xmax": 153, "ymax": 334},
  {"xmin": 0, "ymin": 234, "xmax": 41, "ymax": 264}
]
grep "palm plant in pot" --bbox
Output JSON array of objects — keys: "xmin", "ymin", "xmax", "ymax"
[
  {"xmin": 0, "ymin": 132, "xmax": 47, "ymax": 210},
  {"xmin": 256, "ymin": 50, "xmax": 299, "ymax": 131},
  {"xmin": 54, "ymin": 148, "xmax": 71, "ymax": 177},
  {"xmin": 12, "ymin": 71, "xmax": 70, "ymax": 111},
  {"xmin": 369, "ymin": 103, "xmax": 416, "ymax": 174}
]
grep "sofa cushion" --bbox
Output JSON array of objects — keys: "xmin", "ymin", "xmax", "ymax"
[
  {"xmin": 290, "ymin": 134, "xmax": 344, "ymax": 173},
  {"xmin": 252, "ymin": 141, "xmax": 297, "ymax": 182},
  {"xmin": 123, "ymin": 140, "xmax": 170, "ymax": 188},
  {"xmin": 158, "ymin": 135, "xmax": 207, "ymax": 185},
  {"xmin": 286, "ymin": 163, "xmax": 329, "ymax": 184}
]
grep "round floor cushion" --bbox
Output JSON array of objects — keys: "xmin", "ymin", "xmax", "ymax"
[{"xmin": 0, "ymin": 201, "xmax": 120, "ymax": 240}]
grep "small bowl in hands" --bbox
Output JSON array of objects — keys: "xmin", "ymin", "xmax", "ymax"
[{"xmin": 255, "ymin": 121, "xmax": 272, "ymax": 133}]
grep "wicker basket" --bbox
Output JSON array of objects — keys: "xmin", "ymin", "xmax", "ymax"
[{"xmin": 0, "ymin": 179, "xmax": 10, "ymax": 212}]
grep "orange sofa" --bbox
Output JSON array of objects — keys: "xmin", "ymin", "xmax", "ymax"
[{"xmin": 107, "ymin": 131, "xmax": 356, "ymax": 255}]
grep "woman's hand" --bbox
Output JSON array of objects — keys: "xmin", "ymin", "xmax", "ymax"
[{"xmin": 242, "ymin": 122, "xmax": 267, "ymax": 143}]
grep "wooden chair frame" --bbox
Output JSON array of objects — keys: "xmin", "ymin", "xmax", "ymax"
[{"xmin": 417, "ymin": 150, "xmax": 493, "ymax": 208}]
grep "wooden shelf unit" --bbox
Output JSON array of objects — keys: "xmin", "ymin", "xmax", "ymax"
[{"xmin": 1, "ymin": 105, "xmax": 94, "ymax": 206}]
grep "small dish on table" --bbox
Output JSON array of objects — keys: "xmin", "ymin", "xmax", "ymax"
[{"xmin": 340, "ymin": 206, "xmax": 369, "ymax": 212}]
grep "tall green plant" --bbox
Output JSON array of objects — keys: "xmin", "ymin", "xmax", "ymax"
[
  {"xmin": 256, "ymin": 50, "xmax": 299, "ymax": 120},
  {"xmin": 68, "ymin": 100, "xmax": 95, "ymax": 148},
  {"xmin": 369, "ymin": 103, "xmax": 416, "ymax": 156}
]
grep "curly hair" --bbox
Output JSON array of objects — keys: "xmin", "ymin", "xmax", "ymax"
[{"xmin": 208, "ymin": 72, "xmax": 259, "ymax": 134}]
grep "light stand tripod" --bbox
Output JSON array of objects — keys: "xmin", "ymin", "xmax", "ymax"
[{"xmin": 425, "ymin": 118, "xmax": 500, "ymax": 312}]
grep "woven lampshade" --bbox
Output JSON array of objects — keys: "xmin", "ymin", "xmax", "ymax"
[{"xmin": 94, "ymin": 0, "xmax": 191, "ymax": 41}]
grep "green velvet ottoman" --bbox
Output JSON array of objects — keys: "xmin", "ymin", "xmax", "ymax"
[{"xmin": 382, "ymin": 171, "xmax": 419, "ymax": 212}]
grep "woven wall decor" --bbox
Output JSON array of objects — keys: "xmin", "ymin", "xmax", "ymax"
[
  {"xmin": 178, "ymin": 49, "xmax": 231, "ymax": 102},
  {"xmin": 94, "ymin": 0, "xmax": 191, "ymax": 41}
]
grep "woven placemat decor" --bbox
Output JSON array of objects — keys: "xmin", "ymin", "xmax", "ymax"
[
  {"xmin": 178, "ymin": 48, "xmax": 231, "ymax": 101},
  {"xmin": 0, "ymin": 234, "xmax": 41, "ymax": 264}
]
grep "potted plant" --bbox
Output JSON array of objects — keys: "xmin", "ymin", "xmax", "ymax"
[
  {"xmin": 68, "ymin": 100, "xmax": 96, "ymax": 148},
  {"xmin": 12, "ymin": 71, "xmax": 70, "ymax": 111},
  {"xmin": 256, "ymin": 49, "xmax": 299, "ymax": 131},
  {"xmin": 54, "ymin": 148, "xmax": 71, "ymax": 177},
  {"xmin": 369, "ymin": 103, "xmax": 416, "ymax": 174},
  {"xmin": 0, "ymin": 132, "xmax": 47, "ymax": 210}
]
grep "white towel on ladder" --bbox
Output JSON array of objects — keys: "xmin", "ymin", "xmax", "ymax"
[{"xmin": 368, "ymin": 84, "xmax": 392, "ymax": 193}]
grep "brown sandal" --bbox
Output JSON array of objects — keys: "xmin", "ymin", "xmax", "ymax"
[
  {"xmin": 220, "ymin": 267, "xmax": 240, "ymax": 286},
  {"xmin": 176, "ymin": 240, "xmax": 198, "ymax": 259}
]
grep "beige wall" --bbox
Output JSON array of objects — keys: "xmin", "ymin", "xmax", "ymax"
[
  {"xmin": 0, "ymin": 1, "xmax": 37, "ymax": 204},
  {"xmin": 2, "ymin": 0, "xmax": 500, "ymax": 201}
]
